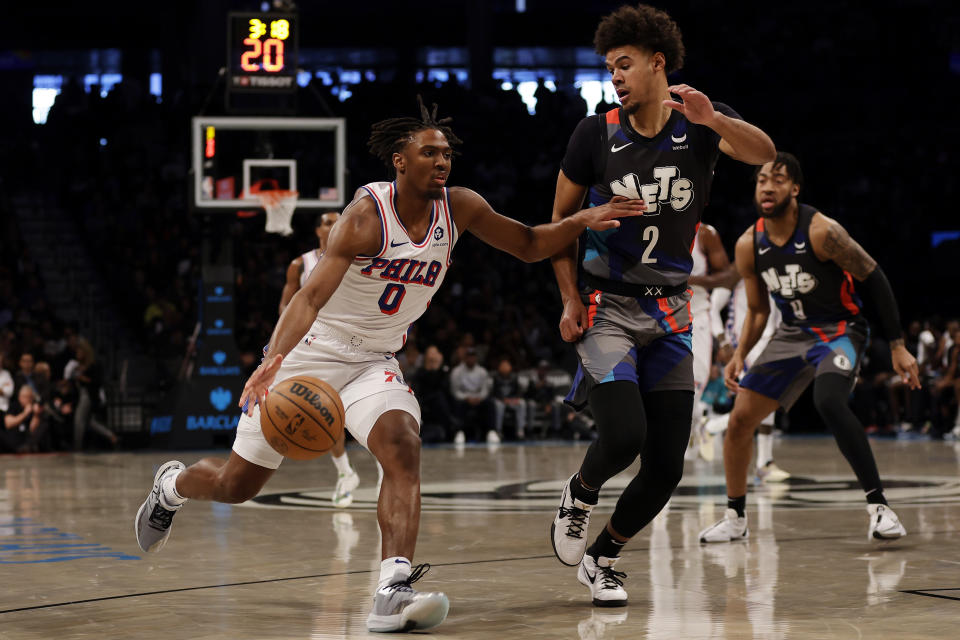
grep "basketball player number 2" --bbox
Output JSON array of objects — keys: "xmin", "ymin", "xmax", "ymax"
[
  {"xmin": 379, "ymin": 283, "xmax": 406, "ymax": 315},
  {"xmin": 641, "ymin": 226, "xmax": 659, "ymax": 264}
]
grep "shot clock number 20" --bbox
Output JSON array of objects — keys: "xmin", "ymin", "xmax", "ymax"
[{"xmin": 227, "ymin": 12, "xmax": 299, "ymax": 92}]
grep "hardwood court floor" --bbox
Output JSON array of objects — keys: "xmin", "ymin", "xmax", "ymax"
[{"xmin": 2, "ymin": 437, "xmax": 959, "ymax": 639}]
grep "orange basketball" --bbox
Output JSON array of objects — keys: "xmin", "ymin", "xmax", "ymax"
[{"xmin": 262, "ymin": 376, "xmax": 344, "ymax": 460}]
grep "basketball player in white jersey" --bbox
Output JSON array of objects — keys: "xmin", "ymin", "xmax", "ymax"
[
  {"xmin": 279, "ymin": 211, "xmax": 365, "ymax": 508},
  {"xmin": 706, "ymin": 276, "xmax": 790, "ymax": 482},
  {"xmin": 135, "ymin": 99, "xmax": 645, "ymax": 633},
  {"xmin": 684, "ymin": 223, "xmax": 737, "ymax": 461}
]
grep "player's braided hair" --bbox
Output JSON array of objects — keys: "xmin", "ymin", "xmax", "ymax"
[
  {"xmin": 367, "ymin": 95, "xmax": 462, "ymax": 170},
  {"xmin": 594, "ymin": 4, "xmax": 685, "ymax": 74}
]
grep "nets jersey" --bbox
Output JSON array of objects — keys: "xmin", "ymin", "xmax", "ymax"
[
  {"xmin": 311, "ymin": 181, "xmax": 457, "ymax": 353},
  {"xmin": 754, "ymin": 204, "xmax": 862, "ymax": 327},
  {"xmin": 299, "ymin": 249, "xmax": 321, "ymax": 287},
  {"xmin": 561, "ymin": 103, "xmax": 741, "ymax": 287}
]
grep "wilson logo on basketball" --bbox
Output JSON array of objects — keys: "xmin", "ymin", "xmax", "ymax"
[{"xmin": 288, "ymin": 383, "xmax": 335, "ymax": 425}]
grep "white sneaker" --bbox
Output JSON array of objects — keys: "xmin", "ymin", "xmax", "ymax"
[
  {"xmin": 453, "ymin": 430, "xmax": 465, "ymax": 445},
  {"xmin": 867, "ymin": 504, "xmax": 906, "ymax": 541},
  {"xmin": 551, "ymin": 474, "xmax": 595, "ymax": 566},
  {"xmin": 755, "ymin": 461, "xmax": 791, "ymax": 484},
  {"xmin": 332, "ymin": 469, "xmax": 360, "ymax": 508},
  {"xmin": 698, "ymin": 423, "xmax": 715, "ymax": 462},
  {"xmin": 366, "ymin": 564, "xmax": 449, "ymax": 633},
  {"xmin": 486, "ymin": 430, "xmax": 501, "ymax": 444},
  {"xmin": 699, "ymin": 508, "xmax": 748, "ymax": 543},
  {"xmin": 578, "ymin": 554, "xmax": 628, "ymax": 607},
  {"xmin": 134, "ymin": 460, "xmax": 185, "ymax": 553}
]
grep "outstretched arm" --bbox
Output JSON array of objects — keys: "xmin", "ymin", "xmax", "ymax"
[
  {"xmin": 809, "ymin": 213, "xmax": 920, "ymax": 389},
  {"xmin": 449, "ymin": 186, "xmax": 644, "ymax": 264},
  {"xmin": 663, "ymin": 84, "xmax": 775, "ymax": 165}
]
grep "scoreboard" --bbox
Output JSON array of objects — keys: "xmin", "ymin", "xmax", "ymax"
[{"xmin": 227, "ymin": 12, "xmax": 299, "ymax": 93}]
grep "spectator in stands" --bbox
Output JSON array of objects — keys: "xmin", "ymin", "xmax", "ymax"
[
  {"xmin": 450, "ymin": 347, "xmax": 496, "ymax": 444},
  {"xmin": 0, "ymin": 355, "xmax": 13, "ymax": 414},
  {"xmin": 13, "ymin": 352, "xmax": 37, "ymax": 395},
  {"xmin": 0, "ymin": 385, "xmax": 47, "ymax": 453},
  {"xmin": 71, "ymin": 338, "xmax": 117, "ymax": 449},
  {"xmin": 411, "ymin": 345, "xmax": 459, "ymax": 444},
  {"xmin": 491, "ymin": 356, "xmax": 528, "ymax": 441},
  {"xmin": 47, "ymin": 377, "xmax": 78, "ymax": 449},
  {"xmin": 526, "ymin": 359, "xmax": 564, "ymax": 437}
]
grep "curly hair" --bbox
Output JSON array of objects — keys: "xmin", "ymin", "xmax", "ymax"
[
  {"xmin": 594, "ymin": 4, "xmax": 685, "ymax": 74},
  {"xmin": 367, "ymin": 95, "xmax": 462, "ymax": 171},
  {"xmin": 754, "ymin": 152, "xmax": 804, "ymax": 190}
]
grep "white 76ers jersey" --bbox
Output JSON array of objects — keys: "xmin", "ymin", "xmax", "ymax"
[{"xmin": 310, "ymin": 181, "xmax": 457, "ymax": 354}]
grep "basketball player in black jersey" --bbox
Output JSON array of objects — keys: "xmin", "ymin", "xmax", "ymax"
[
  {"xmin": 699, "ymin": 152, "xmax": 921, "ymax": 544},
  {"xmin": 548, "ymin": 4, "xmax": 776, "ymax": 607}
]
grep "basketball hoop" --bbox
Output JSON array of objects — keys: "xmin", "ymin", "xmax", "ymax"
[{"xmin": 250, "ymin": 179, "xmax": 298, "ymax": 236}]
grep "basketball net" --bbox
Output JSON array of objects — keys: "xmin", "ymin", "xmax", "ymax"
[{"xmin": 250, "ymin": 180, "xmax": 298, "ymax": 236}]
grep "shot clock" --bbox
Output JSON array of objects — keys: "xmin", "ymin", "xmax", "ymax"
[{"xmin": 227, "ymin": 12, "xmax": 299, "ymax": 92}]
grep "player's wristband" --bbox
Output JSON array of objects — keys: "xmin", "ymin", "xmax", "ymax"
[{"xmin": 860, "ymin": 267, "xmax": 902, "ymax": 342}]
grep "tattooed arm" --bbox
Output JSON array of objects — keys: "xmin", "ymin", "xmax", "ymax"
[
  {"xmin": 810, "ymin": 213, "xmax": 877, "ymax": 281},
  {"xmin": 809, "ymin": 213, "xmax": 920, "ymax": 388}
]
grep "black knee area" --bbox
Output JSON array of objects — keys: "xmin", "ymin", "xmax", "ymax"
[
  {"xmin": 582, "ymin": 381, "xmax": 646, "ymax": 481},
  {"xmin": 813, "ymin": 376, "xmax": 851, "ymax": 423}
]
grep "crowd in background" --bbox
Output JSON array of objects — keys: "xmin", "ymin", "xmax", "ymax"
[{"xmin": 0, "ymin": 9, "xmax": 956, "ymax": 450}]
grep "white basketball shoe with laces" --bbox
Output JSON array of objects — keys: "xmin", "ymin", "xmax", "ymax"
[
  {"xmin": 551, "ymin": 474, "xmax": 595, "ymax": 566},
  {"xmin": 578, "ymin": 554, "xmax": 628, "ymax": 607},
  {"xmin": 867, "ymin": 504, "xmax": 906, "ymax": 541},
  {"xmin": 699, "ymin": 508, "xmax": 749, "ymax": 543},
  {"xmin": 366, "ymin": 564, "xmax": 449, "ymax": 633}
]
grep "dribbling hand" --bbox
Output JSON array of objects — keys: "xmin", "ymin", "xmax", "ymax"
[
  {"xmin": 238, "ymin": 354, "xmax": 284, "ymax": 417},
  {"xmin": 724, "ymin": 355, "xmax": 744, "ymax": 393},
  {"xmin": 581, "ymin": 196, "xmax": 645, "ymax": 231},
  {"xmin": 559, "ymin": 297, "xmax": 588, "ymax": 343}
]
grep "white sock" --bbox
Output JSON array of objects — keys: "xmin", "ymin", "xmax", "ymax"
[
  {"xmin": 332, "ymin": 452, "xmax": 352, "ymax": 475},
  {"xmin": 160, "ymin": 469, "xmax": 187, "ymax": 507},
  {"xmin": 379, "ymin": 556, "xmax": 411, "ymax": 589},
  {"xmin": 756, "ymin": 432, "xmax": 774, "ymax": 468}
]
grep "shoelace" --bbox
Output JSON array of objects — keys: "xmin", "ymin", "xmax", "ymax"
[
  {"xmin": 559, "ymin": 505, "xmax": 590, "ymax": 538},
  {"xmin": 598, "ymin": 566, "xmax": 627, "ymax": 590},
  {"xmin": 148, "ymin": 503, "xmax": 176, "ymax": 529},
  {"xmin": 384, "ymin": 563, "xmax": 431, "ymax": 593}
]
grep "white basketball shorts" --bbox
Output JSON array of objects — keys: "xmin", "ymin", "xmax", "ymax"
[{"xmin": 232, "ymin": 332, "xmax": 421, "ymax": 470}]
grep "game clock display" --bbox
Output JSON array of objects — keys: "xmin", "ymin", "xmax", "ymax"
[{"xmin": 227, "ymin": 12, "xmax": 298, "ymax": 92}]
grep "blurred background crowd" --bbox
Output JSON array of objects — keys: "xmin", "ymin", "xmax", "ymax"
[{"xmin": 1, "ymin": 0, "xmax": 956, "ymax": 451}]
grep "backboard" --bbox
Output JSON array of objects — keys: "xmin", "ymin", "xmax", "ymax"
[{"xmin": 191, "ymin": 116, "xmax": 347, "ymax": 211}]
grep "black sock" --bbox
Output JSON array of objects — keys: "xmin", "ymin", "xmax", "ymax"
[
  {"xmin": 866, "ymin": 488, "xmax": 888, "ymax": 505},
  {"xmin": 571, "ymin": 472, "xmax": 600, "ymax": 505},
  {"xmin": 728, "ymin": 495, "xmax": 746, "ymax": 518},
  {"xmin": 588, "ymin": 528, "xmax": 626, "ymax": 560}
]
